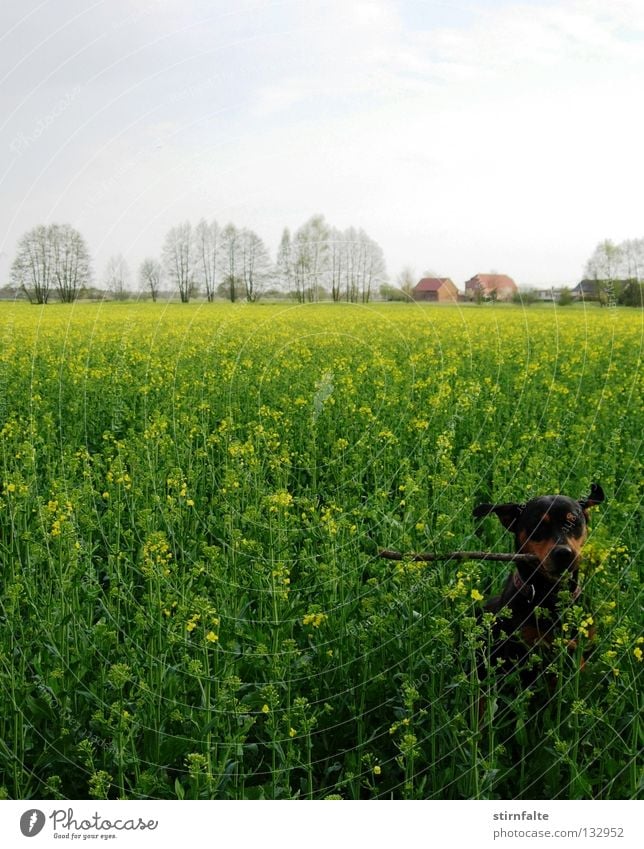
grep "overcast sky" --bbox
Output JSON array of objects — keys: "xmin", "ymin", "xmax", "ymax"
[{"xmin": 1, "ymin": 0, "xmax": 643, "ymax": 288}]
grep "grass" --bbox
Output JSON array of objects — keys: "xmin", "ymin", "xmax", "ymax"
[{"xmin": 0, "ymin": 301, "xmax": 641, "ymax": 799}]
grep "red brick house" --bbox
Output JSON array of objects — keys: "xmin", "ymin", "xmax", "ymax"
[
  {"xmin": 465, "ymin": 273, "xmax": 517, "ymax": 301},
  {"xmin": 412, "ymin": 277, "xmax": 459, "ymax": 302}
]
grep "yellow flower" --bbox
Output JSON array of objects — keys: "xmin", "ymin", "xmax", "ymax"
[
  {"xmin": 261, "ymin": 704, "xmax": 270, "ymax": 714},
  {"xmin": 634, "ymin": 647, "xmax": 643, "ymax": 662},
  {"xmin": 471, "ymin": 589, "xmax": 484, "ymax": 602},
  {"xmin": 206, "ymin": 631, "xmax": 219, "ymax": 643},
  {"xmin": 267, "ymin": 490, "xmax": 294, "ymax": 511},
  {"xmin": 186, "ymin": 614, "xmax": 201, "ymax": 632},
  {"xmin": 289, "ymin": 727, "xmax": 297, "ymax": 738},
  {"xmin": 373, "ymin": 765, "xmax": 381, "ymax": 776},
  {"xmin": 303, "ymin": 612, "xmax": 328, "ymax": 628}
]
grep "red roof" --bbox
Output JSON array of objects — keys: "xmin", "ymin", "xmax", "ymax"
[
  {"xmin": 465, "ymin": 274, "xmax": 517, "ymax": 292},
  {"xmin": 414, "ymin": 277, "xmax": 454, "ymax": 292}
]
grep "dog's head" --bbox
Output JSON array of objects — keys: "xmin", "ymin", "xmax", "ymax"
[{"xmin": 473, "ymin": 483, "xmax": 605, "ymax": 582}]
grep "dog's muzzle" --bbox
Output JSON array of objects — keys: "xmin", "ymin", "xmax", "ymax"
[{"xmin": 550, "ymin": 545, "xmax": 576, "ymax": 572}]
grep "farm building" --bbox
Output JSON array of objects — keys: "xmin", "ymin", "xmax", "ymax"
[
  {"xmin": 465, "ymin": 273, "xmax": 517, "ymax": 301},
  {"xmin": 572, "ymin": 279, "xmax": 636, "ymax": 302},
  {"xmin": 533, "ymin": 288, "xmax": 563, "ymax": 301},
  {"xmin": 412, "ymin": 277, "xmax": 459, "ymax": 302},
  {"xmin": 572, "ymin": 279, "xmax": 602, "ymax": 300}
]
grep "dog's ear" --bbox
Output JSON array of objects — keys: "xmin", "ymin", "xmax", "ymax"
[
  {"xmin": 473, "ymin": 502, "xmax": 523, "ymax": 531},
  {"xmin": 578, "ymin": 483, "xmax": 605, "ymax": 511}
]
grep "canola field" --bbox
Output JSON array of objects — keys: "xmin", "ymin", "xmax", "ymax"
[{"xmin": 0, "ymin": 301, "xmax": 641, "ymax": 800}]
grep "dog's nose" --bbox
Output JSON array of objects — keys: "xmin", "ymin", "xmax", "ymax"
[{"xmin": 551, "ymin": 545, "xmax": 574, "ymax": 570}]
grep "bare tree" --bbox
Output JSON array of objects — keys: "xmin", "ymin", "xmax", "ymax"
[
  {"xmin": 275, "ymin": 228, "xmax": 294, "ymax": 296},
  {"xmin": 12, "ymin": 223, "xmax": 91, "ymax": 304},
  {"xmin": 341, "ymin": 226, "xmax": 362, "ymax": 302},
  {"xmin": 50, "ymin": 224, "xmax": 92, "ymax": 303},
  {"xmin": 621, "ymin": 238, "xmax": 643, "ymax": 281},
  {"xmin": 585, "ymin": 239, "xmax": 622, "ymax": 283},
  {"xmin": 218, "ymin": 223, "xmax": 242, "ymax": 302},
  {"xmin": 162, "ymin": 221, "xmax": 193, "ymax": 302},
  {"xmin": 360, "ymin": 229, "xmax": 386, "ymax": 302},
  {"xmin": 328, "ymin": 227, "xmax": 345, "ymax": 302},
  {"xmin": 10, "ymin": 224, "xmax": 53, "ymax": 304},
  {"xmin": 103, "ymin": 253, "xmax": 130, "ymax": 300},
  {"xmin": 396, "ymin": 266, "xmax": 416, "ymax": 297},
  {"xmin": 292, "ymin": 215, "xmax": 330, "ymax": 302},
  {"xmin": 139, "ymin": 258, "xmax": 163, "ymax": 302},
  {"xmin": 239, "ymin": 228, "xmax": 271, "ymax": 302},
  {"xmin": 194, "ymin": 218, "xmax": 219, "ymax": 302}
]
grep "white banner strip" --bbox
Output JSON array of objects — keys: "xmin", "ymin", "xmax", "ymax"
[{"xmin": 0, "ymin": 800, "xmax": 641, "ymax": 849}]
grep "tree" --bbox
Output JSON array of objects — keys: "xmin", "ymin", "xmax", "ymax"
[
  {"xmin": 620, "ymin": 238, "xmax": 643, "ymax": 282},
  {"xmin": 396, "ymin": 266, "xmax": 416, "ymax": 298},
  {"xmin": 512, "ymin": 289, "xmax": 537, "ymax": 306},
  {"xmin": 218, "ymin": 223, "xmax": 242, "ymax": 302},
  {"xmin": 359, "ymin": 230, "xmax": 386, "ymax": 302},
  {"xmin": 328, "ymin": 227, "xmax": 345, "ymax": 302},
  {"xmin": 239, "ymin": 228, "xmax": 271, "ymax": 302},
  {"xmin": 10, "ymin": 224, "xmax": 53, "ymax": 304},
  {"xmin": 103, "ymin": 254, "xmax": 130, "ymax": 300},
  {"xmin": 558, "ymin": 287, "xmax": 573, "ymax": 306},
  {"xmin": 380, "ymin": 282, "xmax": 407, "ymax": 301},
  {"xmin": 193, "ymin": 218, "xmax": 219, "ymax": 302},
  {"xmin": 162, "ymin": 222, "xmax": 194, "ymax": 302},
  {"xmin": 275, "ymin": 228, "xmax": 294, "ymax": 296},
  {"xmin": 617, "ymin": 280, "xmax": 644, "ymax": 307},
  {"xmin": 139, "ymin": 258, "xmax": 163, "ymax": 302},
  {"xmin": 585, "ymin": 239, "xmax": 622, "ymax": 284},
  {"xmin": 292, "ymin": 215, "xmax": 330, "ymax": 302},
  {"xmin": 50, "ymin": 224, "xmax": 92, "ymax": 303},
  {"xmin": 11, "ymin": 223, "xmax": 91, "ymax": 304},
  {"xmin": 471, "ymin": 283, "xmax": 484, "ymax": 304},
  {"xmin": 582, "ymin": 236, "xmax": 644, "ymax": 304}
]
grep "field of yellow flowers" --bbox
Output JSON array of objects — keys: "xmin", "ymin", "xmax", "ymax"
[{"xmin": 0, "ymin": 301, "xmax": 641, "ymax": 800}]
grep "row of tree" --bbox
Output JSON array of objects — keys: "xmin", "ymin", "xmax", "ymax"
[{"xmin": 10, "ymin": 215, "xmax": 387, "ymax": 305}]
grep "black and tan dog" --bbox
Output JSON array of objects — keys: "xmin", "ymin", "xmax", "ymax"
[{"xmin": 474, "ymin": 483, "xmax": 605, "ymax": 684}]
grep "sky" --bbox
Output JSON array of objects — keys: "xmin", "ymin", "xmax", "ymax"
[{"xmin": 1, "ymin": 0, "xmax": 643, "ymax": 289}]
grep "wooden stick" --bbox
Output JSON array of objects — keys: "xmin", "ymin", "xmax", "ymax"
[{"xmin": 378, "ymin": 549, "xmax": 540, "ymax": 565}]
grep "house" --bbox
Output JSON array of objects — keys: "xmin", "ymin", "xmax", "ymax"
[
  {"xmin": 534, "ymin": 288, "xmax": 563, "ymax": 302},
  {"xmin": 573, "ymin": 278, "xmax": 637, "ymax": 303},
  {"xmin": 464, "ymin": 273, "xmax": 517, "ymax": 301},
  {"xmin": 412, "ymin": 277, "xmax": 459, "ymax": 302},
  {"xmin": 571, "ymin": 279, "xmax": 602, "ymax": 300}
]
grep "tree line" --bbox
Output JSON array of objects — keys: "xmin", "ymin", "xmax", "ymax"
[
  {"xmin": 9, "ymin": 215, "xmax": 387, "ymax": 305},
  {"xmin": 10, "ymin": 224, "xmax": 643, "ymax": 307}
]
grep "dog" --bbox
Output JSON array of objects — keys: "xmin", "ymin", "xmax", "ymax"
[{"xmin": 473, "ymin": 483, "xmax": 605, "ymax": 685}]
